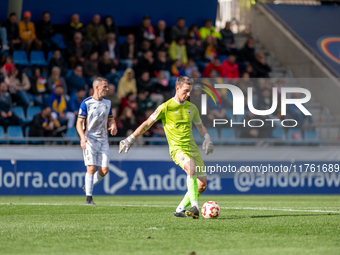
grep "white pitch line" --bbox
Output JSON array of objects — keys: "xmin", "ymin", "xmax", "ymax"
[{"xmin": 0, "ymin": 203, "xmax": 339, "ymax": 213}]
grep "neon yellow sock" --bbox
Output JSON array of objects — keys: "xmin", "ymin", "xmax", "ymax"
[
  {"xmin": 186, "ymin": 175, "xmax": 198, "ymax": 205},
  {"xmin": 181, "ymin": 192, "xmax": 201, "ymax": 208}
]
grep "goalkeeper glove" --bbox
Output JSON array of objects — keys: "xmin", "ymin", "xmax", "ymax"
[
  {"xmin": 202, "ymin": 133, "xmax": 214, "ymax": 155},
  {"xmin": 119, "ymin": 134, "xmax": 135, "ymax": 153}
]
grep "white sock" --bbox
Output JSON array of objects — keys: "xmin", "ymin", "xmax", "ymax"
[
  {"xmin": 93, "ymin": 171, "xmax": 104, "ymax": 186},
  {"xmin": 176, "ymin": 203, "xmax": 186, "ymax": 213},
  {"xmin": 191, "ymin": 201, "xmax": 198, "ymax": 209},
  {"xmin": 85, "ymin": 173, "xmax": 94, "ymax": 196}
]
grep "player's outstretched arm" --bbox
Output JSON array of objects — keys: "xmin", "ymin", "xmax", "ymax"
[
  {"xmin": 195, "ymin": 122, "xmax": 214, "ymax": 155},
  {"xmin": 76, "ymin": 117, "xmax": 87, "ymax": 150},
  {"xmin": 119, "ymin": 116, "xmax": 156, "ymax": 154}
]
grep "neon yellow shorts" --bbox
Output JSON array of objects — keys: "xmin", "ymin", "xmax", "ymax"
[{"xmin": 171, "ymin": 149, "xmax": 206, "ymax": 176}]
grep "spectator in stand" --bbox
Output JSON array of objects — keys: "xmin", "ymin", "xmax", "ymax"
[
  {"xmin": 169, "ymin": 36, "xmax": 188, "ymax": 64},
  {"xmin": 103, "ymin": 16, "xmax": 119, "ymax": 37},
  {"xmin": 0, "ymin": 81, "xmax": 20, "ymax": 128},
  {"xmin": 35, "ymin": 11, "xmax": 55, "ymax": 54},
  {"xmin": 206, "ymin": 88, "xmax": 226, "ymax": 128},
  {"xmin": 67, "ymin": 14, "xmax": 85, "ymax": 40},
  {"xmin": 152, "ymin": 50, "xmax": 171, "ymax": 76},
  {"xmin": 219, "ymin": 21, "xmax": 237, "ymax": 56},
  {"xmin": 221, "ymin": 55, "xmax": 239, "ymax": 80},
  {"xmin": 186, "ymin": 36, "xmax": 203, "ymax": 62},
  {"xmin": 86, "ymin": 14, "xmax": 106, "ymax": 47},
  {"xmin": 2, "ymin": 12, "xmax": 22, "ymax": 51},
  {"xmin": 237, "ymin": 72, "xmax": 259, "ymax": 108},
  {"xmin": 202, "ymin": 35, "xmax": 218, "ymax": 62},
  {"xmin": 117, "ymin": 68, "xmax": 137, "ymax": 99},
  {"xmin": 202, "ymin": 58, "xmax": 222, "ymax": 78},
  {"xmin": 150, "ymin": 36, "xmax": 165, "ymax": 57},
  {"xmin": 171, "ymin": 17, "xmax": 188, "ymax": 41},
  {"xmin": 189, "ymin": 24, "xmax": 201, "ymax": 44},
  {"xmin": 245, "ymin": 64, "xmax": 257, "ymax": 78},
  {"xmin": 100, "ymin": 33, "xmax": 120, "ymax": 65},
  {"xmin": 18, "ymin": 11, "xmax": 42, "ymax": 54},
  {"xmin": 137, "ymin": 40, "xmax": 151, "ymax": 57},
  {"xmin": 3, "ymin": 56, "xmax": 15, "ymax": 76},
  {"xmin": 185, "ymin": 58, "xmax": 199, "ymax": 78},
  {"xmin": 137, "ymin": 71, "xmax": 164, "ymax": 106},
  {"xmin": 119, "ymin": 92, "xmax": 138, "ymax": 114},
  {"xmin": 240, "ymin": 111, "xmax": 260, "ymax": 139},
  {"xmin": 253, "ymin": 52, "xmax": 272, "ymax": 78},
  {"xmin": 86, "ymin": 87, "xmax": 94, "ymax": 97},
  {"xmin": 47, "ymin": 66, "xmax": 68, "ymax": 95},
  {"xmin": 118, "ymin": 106, "xmax": 137, "ymax": 137},
  {"xmin": 68, "ymin": 88, "xmax": 85, "ymax": 117},
  {"xmin": 28, "ymin": 106, "xmax": 61, "ymax": 137},
  {"xmin": 120, "ymin": 34, "xmax": 138, "ymax": 69},
  {"xmin": 154, "ymin": 20, "xmax": 171, "ymax": 48},
  {"xmin": 5, "ymin": 67, "xmax": 33, "ymax": 107},
  {"xmin": 199, "ymin": 19, "xmax": 222, "ymax": 42},
  {"xmin": 48, "ymin": 49, "xmax": 67, "ymax": 75},
  {"xmin": 135, "ymin": 50, "xmax": 154, "ymax": 77},
  {"xmin": 67, "ymin": 32, "xmax": 91, "ymax": 69},
  {"xmin": 48, "ymin": 84, "xmax": 75, "ymax": 128},
  {"xmin": 154, "ymin": 70, "xmax": 172, "ymax": 101},
  {"xmin": 138, "ymin": 108, "xmax": 155, "ymax": 139},
  {"xmin": 137, "ymin": 15, "xmax": 155, "ymax": 42},
  {"xmin": 66, "ymin": 65, "xmax": 87, "ymax": 95},
  {"xmin": 0, "ymin": 24, "xmax": 10, "ymax": 51},
  {"xmin": 83, "ymin": 51, "xmax": 100, "ymax": 83},
  {"xmin": 105, "ymin": 84, "xmax": 120, "ymax": 110},
  {"xmin": 29, "ymin": 67, "xmax": 48, "ymax": 106},
  {"xmin": 98, "ymin": 51, "xmax": 119, "ymax": 84},
  {"xmin": 257, "ymin": 88, "xmax": 274, "ymax": 113},
  {"xmin": 191, "ymin": 69, "xmax": 201, "ymax": 78},
  {"xmin": 239, "ymin": 37, "xmax": 255, "ymax": 63},
  {"xmin": 136, "ymin": 89, "xmax": 155, "ymax": 117},
  {"xmin": 171, "ymin": 59, "xmax": 186, "ymax": 77}
]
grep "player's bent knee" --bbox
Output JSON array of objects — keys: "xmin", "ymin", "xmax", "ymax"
[
  {"xmin": 184, "ymin": 160, "xmax": 197, "ymax": 176},
  {"xmin": 99, "ymin": 167, "xmax": 109, "ymax": 176},
  {"xmin": 198, "ymin": 184, "xmax": 207, "ymax": 194}
]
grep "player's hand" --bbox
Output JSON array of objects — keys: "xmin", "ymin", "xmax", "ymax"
[
  {"xmin": 119, "ymin": 134, "xmax": 135, "ymax": 154},
  {"xmin": 81, "ymin": 137, "xmax": 87, "ymax": 150},
  {"xmin": 202, "ymin": 133, "xmax": 214, "ymax": 155},
  {"xmin": 108, "ymin": 125, "xmax": 117, "ymax": 136}
]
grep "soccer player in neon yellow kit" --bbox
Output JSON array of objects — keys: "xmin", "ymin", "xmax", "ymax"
[{"xmin": 119, "ymin": 76, "xmax": 214, "ymax": 218}]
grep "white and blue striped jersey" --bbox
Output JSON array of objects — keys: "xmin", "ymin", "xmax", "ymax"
[{"xmin": 78, "ymin": 97, "xmax": 113, "ymax": 141}]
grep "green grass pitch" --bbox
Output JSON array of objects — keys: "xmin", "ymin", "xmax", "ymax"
[{"xmin": 0, "ymin": 195, "xmax": 339, "ymax": 255}]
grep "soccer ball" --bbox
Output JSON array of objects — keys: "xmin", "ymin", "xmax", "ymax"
[{"xmin": 201, "ymin": 201, "xmax": 220, "ymax": 219}]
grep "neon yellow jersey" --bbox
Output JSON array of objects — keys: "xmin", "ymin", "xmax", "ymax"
[{"xmin": 150, "ymin": 98, "xmax": 202, "ymax": 155}]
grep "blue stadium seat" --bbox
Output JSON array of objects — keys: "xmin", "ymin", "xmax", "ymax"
[
  {"xmin": 287, "ymin": 128, "xmax": 305, "ymax": 145},
  {"xmin": 13, "ymin": 50, "xmax": 30, "ymax": 66},
  {"xmin": 207, "ymin": 127, "xmax": 218, "ymax": 140},
  {"xmin": 47, "ymin": 51, "xmax": 54, "ymax": 62},
  {"xmin": 304, "ymin": 129, "xmax": 320, "ymax": 145},
  {"xmin": 226, "ymin": 109, "xmax": 235, "ymax": 121},
  {"xmin": 12, "ymin": 106, "xmax": 26, "ymax": 121},
  {"xmin": 51, "ymin": 34, "xmax": 67, "ymax": 49},
  {"xmin": 272, "ymin": 128, "xmax": 286, "ymax": 140},
  {"xmin": 30, "ymin": 51, "xmax": 48, "ymax": 66},
  {"xmin": 218, "ymin": 55, "xmax": 228, "ymax": 63},
  {"xmin": 65, "ymin": 69, "xmax": 73, "ymax": 78},
  {"xmin": 66, "ymin": 127, "xmax": 79, "ymax": 144},
  {"xmin": 220, "ymin": 128, "xmax": 238, "ymax": 145},
  {"xmin": 192, "ymin": 128, "xmax": 203, "ymax": 145},
  {"xmin": 26, "ymin": 106, "xmax": 42, "ymax": 122},
  {"xmin": 7, "ymin": 125, "xmax": 24, "ymax": 144},
  {"xmin": 0, "ymin": 126, "xmax": 5, "ymax": 143},
  {"xmin": 0, "ymin": 50, "xmax": 9, "ymax": 57},
  {"xmin": 170, "ymin": 77, "xmax": 177, "ymax": 88},
  {"xmin": 118, "ymin": 36, "xmax": 127, "ymax": 45}
]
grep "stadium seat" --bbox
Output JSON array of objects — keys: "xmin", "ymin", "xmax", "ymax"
[
  {"xmin": 170, "ymin": 77, "xmax": 177, "ymax": 88},
  {"xmin": 118, "ymin": 36, "xmax": 127, "ymax": 45},
  {"xmin": 13, "ymin": 50, "xmax": 30, "ymax": 66},
  {"xmin": 30, "ymin": 51, "xmax": 48, "ymax": 66},
  {"xmin": 287, "ymin": 128, "xmax": 305, "ymax": 145},
  {"xmin": 0, "ymin": 126, "xmax": 5, "ymax": 143},
  {"xmin": 26, "ymin": 106, "xmax": 42, "ymax": 122},
  {"xmin": 51, "ymin": 34, "xmax": 67, "ymax": 49},
  {"xmin": 226, "ymin": 109, "xmax": 235, "ymax": 121},
  {"xmin": 192, "ymin": 127, "xmax": 203, "ymax": 145},
  {"xmin": 65, "ymin": 69, "xmax": 73, "ymax": 78},
  {"xmin": 304, "ymin": 129, "xmax": 320, "ymax": 145},
  {"xmin": 220, "ymin": 128, "xmax": 238, "ymax": 145},
  {"xmin": 0, "ymin": 50, "xmax": 9, "ymax": 57},
  {"xmin": 66, "ymin": 127, "xmax": 79, "ymax": 144},
  {"xmin": 272, "ymin": 128, "xmax": 286, "ymax": 140},
  {"xmin": 12, "ymin": 106, "xmax": 26, "ymax": 122},
  {"xmin": 47, "ymin": 51, "xmax": 54, "ymax": 62},
  {"xmin": 7, "ymin": 125, "xmax": 24, "ymax": 144},
  {"xmin": 218, "ymin": 55, "xmax": 228, "ymax": 63}
]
